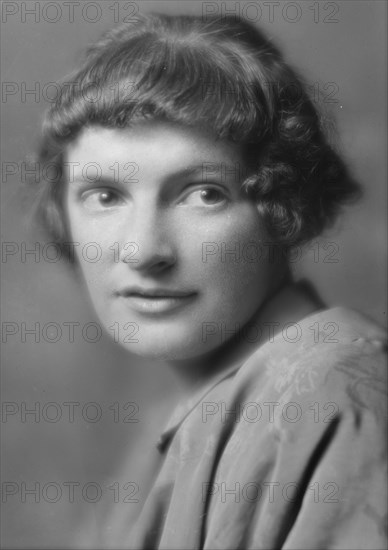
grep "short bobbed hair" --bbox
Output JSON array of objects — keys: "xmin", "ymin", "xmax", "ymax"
[{"xmin": 35, "ymin": 13, "xmax": 359, "ymax": 259}]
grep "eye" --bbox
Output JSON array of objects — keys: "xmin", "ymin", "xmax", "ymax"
[
  {"xmin": 181, "ymin": 187, "xmax": 227, "ymax": 207},
  {"xmin": 81, "ymin": 189, "xmax": 125, "ymax": 211}
]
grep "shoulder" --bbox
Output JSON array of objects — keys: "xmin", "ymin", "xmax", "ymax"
[
  {"xmin": 203, "ymin": 308, "xmax": 387, "ymax": 550},
  {"xmin": 232, "ymin": 307, "xmax": 387, "ymax": 422}
]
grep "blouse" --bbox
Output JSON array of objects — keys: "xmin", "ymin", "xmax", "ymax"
[{"xmin": 129, "ymin": 305, "xmax": 387, "ymax": 549}]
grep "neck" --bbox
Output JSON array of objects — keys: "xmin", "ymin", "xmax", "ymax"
[{"xmin": 166, "ymin": 276, "xmax": 325, "ymax": 393}]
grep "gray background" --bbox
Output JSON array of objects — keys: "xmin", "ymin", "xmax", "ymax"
[{"xmin": 1, "ymin": 0, "xmax": 387, "ymax": 548}]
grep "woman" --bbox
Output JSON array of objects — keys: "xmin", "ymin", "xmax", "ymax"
[{"xmin": 34, "ymin": 13, "xmax": 386, "ymax": 549}]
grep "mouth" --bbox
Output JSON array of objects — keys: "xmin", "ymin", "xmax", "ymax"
[{"xmin": 115, "ymin": 287, "xmax": 197, "ymax": 315}]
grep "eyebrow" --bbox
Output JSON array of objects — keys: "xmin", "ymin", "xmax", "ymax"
[
  {"xmin": 67, "ymin": 162, "xmax": 245, "ymax": 186},
  {"xmin": 166, "ymin": 163, "xmax": 246, "ymax": 184}
]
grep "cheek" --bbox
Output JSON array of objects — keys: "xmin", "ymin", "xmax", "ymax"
[
  {"xmin": 206, "ymin": 251, "xmax": 272, "ymax": 323},
  {"xmin": 205, "ymin": 207, "xmax": 269, "ymax": 271},
  {"xmin": 177, "ymin": 206, "xmax": 273, "ymax": 308},
  {"xmin": 67, "ymin": 212, "xmax": 117, "ymax": 290}
]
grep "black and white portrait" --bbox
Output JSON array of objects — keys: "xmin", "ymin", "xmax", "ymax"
[{"xmin": 1, "ymin": 1, "xmax": 387, "ymax": 548}]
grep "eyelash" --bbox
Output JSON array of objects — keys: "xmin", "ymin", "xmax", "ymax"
[
  {"xmin": 79, "ymin": 184, "xmax": 229, "ymax": 212},
  {"xmin": 178, "ymin": 186, "xmax": 228, "ymax": 207},
  {"xmin": 80, "ymin": 189, "xmax": 125, "ymax": 211}
]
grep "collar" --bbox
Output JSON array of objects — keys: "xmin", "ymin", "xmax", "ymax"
[
  {"xmin": 155, "ymin": 293, "xmax": 388, "ymax": 454},
  {"xmin": 155, "ymin": 278, "xmax": 325, "ymax": 453},
  {"xmin": 156, "ymin": 359, "xmax": 243, "ymax": 453}
]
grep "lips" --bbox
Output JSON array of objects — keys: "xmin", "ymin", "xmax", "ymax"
[
  {"xmin": 117, "ymin": 287, "xmax": 196, "ymax": 298},
  {"xmin": 115, "ymin": 287, "xmax": 197, "ymax": 315}
]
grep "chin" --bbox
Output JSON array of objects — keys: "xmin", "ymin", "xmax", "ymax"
[{"xmin": 117, "ymin": 331, "xmax": 211, "ymax": 362}]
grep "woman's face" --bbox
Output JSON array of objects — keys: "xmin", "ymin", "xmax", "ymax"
[{"xmin": 65, "ymin": 121, "xmax": 281, "ymax": 361}]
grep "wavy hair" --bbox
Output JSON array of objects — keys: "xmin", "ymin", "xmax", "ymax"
[{"xmin": 34, "ymin": 13, "xmax": 360, "ymax": 258}]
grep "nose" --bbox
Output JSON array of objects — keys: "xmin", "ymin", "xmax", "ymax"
[{"xmin": 119, "ymin": 204, "xmax": 176, "ymax": 274}]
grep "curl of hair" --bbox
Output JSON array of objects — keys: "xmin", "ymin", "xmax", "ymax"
[{"xmin": 33, "ymin": 13, "xmax": 360, "ymax": 258}]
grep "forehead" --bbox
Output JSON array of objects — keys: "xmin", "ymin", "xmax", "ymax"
[{"xmin": 66, "ymin": 121, "xmax": 246, "ymax": 176}]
